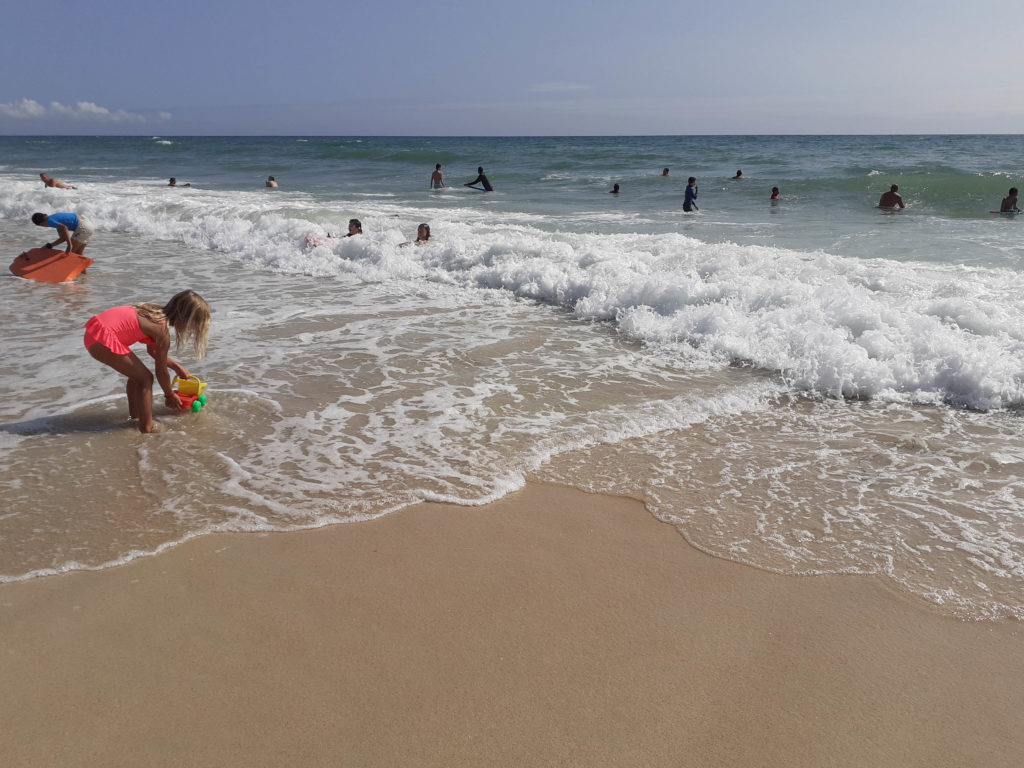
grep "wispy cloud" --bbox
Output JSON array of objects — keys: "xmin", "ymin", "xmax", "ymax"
[
  {"xmin": 0, "ymin": 98, "xmax": 154, "ymax": 123},
  {"xmin": 528, "ymin": 82, "xmax": 592, "ymax": 95}
]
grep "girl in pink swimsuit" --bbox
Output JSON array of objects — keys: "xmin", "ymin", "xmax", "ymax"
[{"xmin": 83, "ymin": 290, "xmax": 211, "ymax": 433}]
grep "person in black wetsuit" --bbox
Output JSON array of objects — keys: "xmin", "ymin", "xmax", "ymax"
[{"xmin": 464, "ymin": 167, "xmax": 493, "ymax": 192}]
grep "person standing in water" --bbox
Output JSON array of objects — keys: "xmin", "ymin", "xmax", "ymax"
[
  {"xmin": 878, "ymin": 184, "xmax": 905, "ymax": 209},
  {"xmin": 683, "ymin": 177, "xmax": 699, "ymax": 212},
  {"xmin": 430, "ymin": 164, "xmax": 445, "ymax": 189},
  {"xmin": 464, "ymin": 166, "xmax": 493, "ymax": 191},
  {"xmin": 83, "ymin": 290, "xmax": 211, "ymax": 434},
  {"xmin": 266, "ymin": 176, "xmax": 278, "ymax": 188},
  {"xmin": 1000, "ymin": 187, "xmax": 1020, "ymax": 212},
  {"xmin": 31, "ymin": 211, "xmax": 95, "ymax": 255}
]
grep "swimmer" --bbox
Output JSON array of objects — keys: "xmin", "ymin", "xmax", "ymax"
[
  {"xmin": 662, "ymin": 168, "xmax": 670, "ymax": 177},
  {"xmin": 401, "ymin": 223, "xmax": 431, "ymax": 247},
  {"xmin": 39, "ymin": 173, "xmax": 75, "ymax": 189},
  {"xmin": 168, "ymin": 178, "xmax": 191, "ymax": 188},
  {"xmin": 1000, "ymin": 187, "xmax": 1020, "ymax": 213},
  {"xmin": 83, "ymin": 290, "xmax": 211, "ymax": 434},
  {"xmin": 466, "ymin": 166, "xmax": 493, "ymax": 192},
  {"xmin": 430, "ymin": 164, "xmax": 445, "ymax": 189},
  {"xmin": 731, "ymin": 170, "xmax": 743, "ymax": 180},
  {"xmin": 771, "ymin": 186, "xmax": 780, "ymax": 200},
  {"xmin": 878, "ymin": 184, "xmax": 905, "ymax": 209},
  {"xmin": 683, "ymin": 177, "xmax": 699, "ymax": 212},
  {"xmin": 610, "ymin": 183, "xmax": 620, "ymax": 194},
  {"xmin": 31, "ymin": 211, "xmax": 95, "ymax": 255},
  {"xmin": 345, "ymin": 219, "xmax": 362, "ymax": 236},
  {"xmin": 266, "ymin": 176, "xmax": 278, "ymax": 188}
]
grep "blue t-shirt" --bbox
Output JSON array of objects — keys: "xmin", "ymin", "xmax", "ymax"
[{"xmin": 46, "ymin": 213, "xmax": 79, "ymax": 231}]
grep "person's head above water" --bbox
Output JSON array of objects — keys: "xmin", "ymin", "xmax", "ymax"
[{"xmin": 891, "ymin": 184, "xmax": 899, "ymax": 192}]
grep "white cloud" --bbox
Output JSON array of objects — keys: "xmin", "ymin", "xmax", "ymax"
[
  {"xmin": 528, "ymin": 82, "xmax": 592, "ymax": 94},
  {"xmin": 0, "ymin": 98, "xmax": 47, "ymax": 118},
  {"xmin": 0, "ymin": 98, "xmax": 149, "ymax": 123}
]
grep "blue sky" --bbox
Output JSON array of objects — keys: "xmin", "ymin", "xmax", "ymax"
[{"xmin": 2, "ymin": 0, "xmax": 1021, "ymax": 135}]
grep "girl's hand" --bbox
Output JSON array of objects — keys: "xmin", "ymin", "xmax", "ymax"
[
  {"xmin": 165, "ymin": 392, "xmax": 183, "ymax": 410},
  {"xmin": 175, "ymin": 367, "xmax": 192, "ymax": 380}
]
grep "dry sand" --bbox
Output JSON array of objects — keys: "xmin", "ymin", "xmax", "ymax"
[{"xmin": 1, "ymin": 482, "xmax": 1021, "ymax": 767}]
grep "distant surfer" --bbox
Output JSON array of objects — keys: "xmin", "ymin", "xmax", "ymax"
[
  {"xmin": 731, "ymin": 170, "xmax": 743, "ymax": 180},
  {"xmin": 1000, "ymin": 187, "xmax": 1020, "ymax": 213},
  {"xmin": 878, "ymin": 184, "xmax": 905, "ymax": 209},
  {"xmin": 430, "ymin": 164, "xmax": 445, "ymax": 189},
  {"xmin": 683, "ymin": 177, "xmax": 699, "ymax": 212},
  {"xmin": 266, "ymin": 176, "xmax": 278, "ymax": 188},
  {"xmin": 39, "ymin": 173, "xmax": 74, "ymax": 190},
  {"xmin": 610, "ymin": 183, "xmax": 620, "ymax": 194},
  {"xmin": 464, "ymin": 166, "xmax": 493, "ymax": 192},
  {"xmin": 168, "ymin": 177, "xmax": 191, "ymax": 188},
  {"xmin": 31, "ymin": 211, "xmax": 94, "ymax": 255}
]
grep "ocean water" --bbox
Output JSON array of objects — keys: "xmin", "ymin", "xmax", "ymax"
[{"xmin": 1, "ymin": 134, "xmax": 1022, "ymax": 620}]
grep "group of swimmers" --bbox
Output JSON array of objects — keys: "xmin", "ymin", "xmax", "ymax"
[
  {"xmin": 429, "ymin": 164, "xmax": 494, "ymax": 192},
  {"xmin": 612, "ymin": 168, "xmax": 1021, "ymax": 214}
]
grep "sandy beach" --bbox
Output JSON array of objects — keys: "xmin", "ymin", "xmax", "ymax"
[{"xmin": 1, "ymin": 482, "xmax": 1021, "ymax": 767}]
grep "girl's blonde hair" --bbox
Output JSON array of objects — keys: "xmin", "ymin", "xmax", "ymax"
[{"xmin": 134, "ymin": 289, "xmax": 211, "ymax": 358}]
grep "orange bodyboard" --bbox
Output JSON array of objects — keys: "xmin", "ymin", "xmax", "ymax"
[{"xmin": 9, "ymin": 248, "xmax": 93, "ymax": 283}]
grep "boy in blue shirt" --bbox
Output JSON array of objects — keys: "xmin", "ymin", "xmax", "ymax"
[{"xmin": 31, "ymin": 211, "xmax": 94, "ymax": 255}]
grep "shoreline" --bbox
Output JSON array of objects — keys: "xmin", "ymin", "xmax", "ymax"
[{"xmin": 2, "ymin": 482, "xmax": 1022, "ymax": 767}]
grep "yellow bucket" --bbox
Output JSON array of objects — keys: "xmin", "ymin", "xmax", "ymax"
[{"xmin": 173, "ymin": 376, "xmax": 207, "ymax": 396}]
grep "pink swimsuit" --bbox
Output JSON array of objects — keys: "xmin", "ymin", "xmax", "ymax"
[{"xmin": 83, "ymin": 305, "xmax": 157, "ymax": 355}]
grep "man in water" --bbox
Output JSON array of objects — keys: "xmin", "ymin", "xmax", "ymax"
[
  {"xmin": 878, "ymin": 184, "xmax": 905, "ymax": 209},
  {"xmin": 266, "ymin": 176, "xmax": 278, "ymax": 188},
  {"xmin": 39, "ymin": 173, "xmax": 74, "ymax": 189},
  {"xmin": 31, "ymin": 211, "xmax": 94, "ymax": 255},
  {"xmin": 1000, "ymin": 187, "xmax": 1020, "ymax": 212},
  {"xmin": 168, "ymin": 177, "xmax": 191, "ymax": 188},
  {"xmin": 683, "ymin": 177, "xmax": 699, "ymax": 212},
  {"xmin": 731, "ymin": 170, "xmax": 743, "ymax": 180},
  {"xmin": 662, "ymin": 168, "xmax": 670, "ymax": 177},
  {"xmin": 464, "ymin": 166, "xmax": 493, "ymax": 191},
  {"xmin": 430, "ymin": 164, "xmax": 445, "ymax": 189}
]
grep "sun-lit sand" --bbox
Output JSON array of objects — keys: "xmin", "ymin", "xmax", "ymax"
[{"xmin": 1, "ymin": 482, "xmax": 1021, "ymax": 767}]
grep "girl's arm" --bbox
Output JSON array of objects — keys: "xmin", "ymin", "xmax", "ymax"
[
  {"xmin": 166, "ymin": 355, "xmax": 191, "ymax": 381},
  {"xmin": 141, "ymin": 320, "xmax": 182, "ymax": 409}
]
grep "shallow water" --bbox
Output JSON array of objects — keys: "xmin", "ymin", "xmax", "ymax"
[{"xmin": 1, "ymin": 135, "xmax": 1022, "ymax": 620}]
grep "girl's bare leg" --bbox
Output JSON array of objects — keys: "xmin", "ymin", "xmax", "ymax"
[{"xmin": 88, "ymin": 344, "xmax": 157, "ymax": 433}]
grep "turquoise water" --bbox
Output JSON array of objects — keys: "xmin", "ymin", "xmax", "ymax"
[{"xmin": 1, "ymin": 135, "xmax": 1022, "ymax": 620}]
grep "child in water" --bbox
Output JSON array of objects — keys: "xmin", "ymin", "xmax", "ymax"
[{"xmin": 83, "ymin": 290, "xmax": 211, "ymax": 433}]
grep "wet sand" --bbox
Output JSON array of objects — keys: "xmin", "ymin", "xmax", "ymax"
[{"xmin": 1, "ymin": 482, "xmax": 1021, "ymax": 767}]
